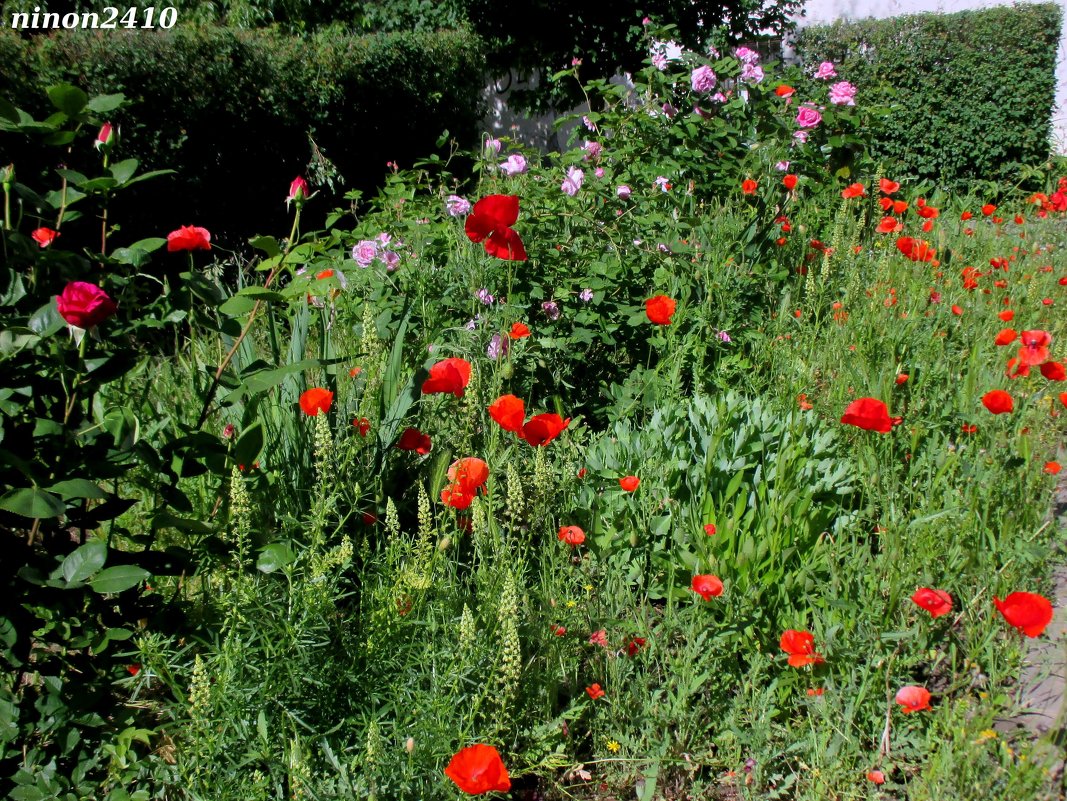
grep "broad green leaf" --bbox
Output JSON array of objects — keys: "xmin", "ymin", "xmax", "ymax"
[
  {"xmin": 234, "ymin": 421, "xmax": 264, "ymax": 467},
  {"xmin": 86, "ymin": 93, "xmax": 125, "ymax": 114},
  {"xmin": 249, "ymin": 235, "xmax": 281, "ymax": 258},
  {"xmin": 109, "ymin": 158, "xmax": 139, "ymax": 185},
  {"xmin": 61, "ymin": 540, "xmax": 107, "ymax": 583},
  {"xmin": 49, "ymin": 478, "xmax": 107, "ymax": 500},
  {"xmin": 47, "ymin": 84, "xmax": 88, "ymax": 116},
  {"xmin": 218, "ymin": 295, "xmax": 256, "ymax": 317},
  {"xmin": 257, "ymin": 542, "xmax": 296, "ymax": 573},
  {"xmin": 0, "ymin": 487, "xmax": 65, "ymax": 518},
  {"xmin": 89, "ymin": 565, "xmax": 149, "ymax": 594}
]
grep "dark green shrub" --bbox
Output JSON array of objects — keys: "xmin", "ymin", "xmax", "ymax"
[
  {"xmin": 0, "ymin": 25, "xmax": 486, "ymax": 246},
  {"xmin": 796, "ymin": 4, "xmax": 1061, "ymax": 186}
]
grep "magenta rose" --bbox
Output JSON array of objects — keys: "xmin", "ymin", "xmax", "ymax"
[
  {"xmin": 796, "ymin": 106, "xmax": 822, "ymax": 129},
  {"xmin": 56, "ymin": 281, "xmax": 118, "ymax": 329}
]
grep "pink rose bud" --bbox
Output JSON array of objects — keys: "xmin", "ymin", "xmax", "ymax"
[
  {"xmin": 95, "ymin": 122, "xmax": 117, "ymax": 153},
  {"xmin": 287, "ymin": 176, "xmax": 309, "ymax": 204},
  {"xmin": 56, "ymin": 281, "xmax": 118, "ymax": 329}
]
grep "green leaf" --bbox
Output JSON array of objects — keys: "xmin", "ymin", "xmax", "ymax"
[
  {"xmin": 234, "ymin": 421, "xmax": 264, "ymax": 467},
  {"xmin": 47, "ymin": 84, "xmax": 88, "ymax": 116},
  {"xmin": 218, "ymin": 295, "xmax": 256, "ymax": 317},
  {"xmin": 61, "ymin": 540, "xmax": 107, "ymax": 583},
  {"xmin": 49, "ymin": 478, "xmax": 107, "ymax": 500},
  {"xmin": 0, "ymin": 487, "xmax": 65, "ymax": 518},
  {"xmin": 112, "ymin": 247, "xmax": 151, "ymax": 268},
  {"xmin": 109, "ymin": 158, "xmax": 139, "ymax": 185},
  {"xmin": 28, "ymin": 302, "xmax": 63, "ymax": 337},
  {"xmin": 89, "ymin": 565, "xmax": 149, "ymax": 594},
  {"xmin": 257, "ymin": 542, "xmax": 296, "ymax": 573},
  {"xmin": 86, "ymin": 93, "xmax": 125, "ymax": 114},
  {"xmin": 249, "ymin": 235, "xmax": 281, "ymax": 258},
  {"xmin": 128, "ymin": 237, "xmax": 166, "ymax": 253}
]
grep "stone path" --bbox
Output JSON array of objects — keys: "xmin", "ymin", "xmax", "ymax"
[{"xmin": 999, "ymin": 449, "xmax": 1067, "ymax": 793}]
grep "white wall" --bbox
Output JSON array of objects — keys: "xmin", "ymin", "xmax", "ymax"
[{"xmin": 793, "ymin": 0, "xmax": 1067, "ymax": 153}]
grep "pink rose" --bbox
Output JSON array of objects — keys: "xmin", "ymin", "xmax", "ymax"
[
  {"xmin": 287, "ymin": 176, "xmax": 308, "ymax": 203},
  {"xmin": 561, "ymin": 167, "xmax": 584, "ymax": 196},
  {"xmin": 691, "ymin": 65, "xmax": 717, "ymax": 93},
  {"xmin": 351, "ymin": 239, "xmax": 379, "ymax": 267},
  {"xmin": 499, "ymin": 154, "xmax": 527, "ymax": 176},
  {"xmin": 829, "ymin": 81, "xmax": 857, "ymax": 106},
  {"xmin": 796, "ymin": 106, "xmax": 822, "ymax": 129},
  {"xmin": 814, "ymin": 61, "xmax": 837, "ymax": 80},
  {"xmin": 56, "ymin": 281, "xmax": 117, "ymax": 329}
]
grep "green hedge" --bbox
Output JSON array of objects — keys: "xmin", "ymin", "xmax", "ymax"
[
  {"xmin": 0, "ymin": 25, "xmax": 486, "ymax": 245},
  {"xmin": 796, "ymin": 4, "xmax": 1061, "ymax": 186}
]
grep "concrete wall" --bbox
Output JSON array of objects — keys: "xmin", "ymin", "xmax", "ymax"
[{"xmin": 793, "ymin": 0, "xmax": 1067, "ymax": 153}]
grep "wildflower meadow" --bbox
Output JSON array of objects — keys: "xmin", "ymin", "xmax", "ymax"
[{"xmin": 2, "ymin": 16, "xmax": 1067, "ymax": 801}]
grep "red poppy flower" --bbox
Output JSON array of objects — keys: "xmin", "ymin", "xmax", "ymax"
[
  {"xmin": 558, "ymin": 525, "xmax": 585, "ymax": 546},
  {"xmin": 127, "ymin": 663, "xmax": 141, "ymax": 676},
  {"xmin": 961, "ymin": 423, "xmax": 978, "ymax": 434},
  {"xmin": 508, "ymin": 322, "xmax": 531, "ymax": 339},
  {"xmin": 961, "ymin": 211, "xmax": 973, "ymax": 221},
  {"xmin": 999, "ymin": 310, "xmax": 1015, "ymax": 321},
  {"xmin": 879, "ymin": 178, "xmax": 900, "ymax": 194},
  {"xmin": 619, "ymin": 476, "xmax": 640, "ymax": 492},
  {"xmin": 396, "ymin": 427, "xmax": 432, "ymax": 454},
  {"xmin": 1005, "ymin": 358, "xmax": 1030, "ymax": 379},
  {"xmin": 916, "ymin": 205, "xmax": 939, "ymax": 219},
  {"xmin": 841, "ymin": 182, "xmax": 866, "ymax": 199},
  {"xmin": 1044, "ymin": 461, "xmax": 1061, "ymax": 475},
  {"xmin": 876, "ymin": 217, "xmax": 900, "ymax": 234},
  {"xmin": 353, "ymin": 417, "xmax": 371, "ymax": 436},
  {"xmin": 780, "ymin": 629, "xmax": 824, "ymax": 668},
  {"xmin": 893, "ymin": 200, "xmax": 908, "ymax": 214},
  {"xmin": 646, "ymin": 295, "xmax": 677, "ymax": 325},
  {"xmin": 895, "ymin": 236, "xmax": 936, "ymax": 263},
  {"xmin": 911, "ymin": 587, "xmax": 953, "ymax": 618},
  {"xmin": 703, "ymin": 524, "xmax": 717, "ymax": 536},
  {"xmin": 521, "ymin": 413, "xmax": 570, "ymax": 447},
  {"xmin": 441, "ymin": 457, "xmax": 490, "ymax": 509},
  {"xmin": 625, "ymin": 636, "xmax": 647, "ymax": 657},
  {"xmin": 994, "ymin": 592, "xmax": 1053, "ymax": 637},
  {"xmin": 691, "ymin": 574, "xmax": 723, "ymax": 601},
  {"xmin": 895, "ymin": 686, "xmax": 931, "ymax": 713},
  {"xmin": 422, "ymin": 357, "xmax": 472, "ymax": 398},
  {"xmin": 299, "ymin": 387, "xmax": 333, "ymax": 416},
  {"xmin": 1041, "ymin": 361, "xmax": 1066, "ymax": 381},
  {"xmin": 775, "ymin": 84, "xmax": 795, "ymax": 97},
  {"xmin": 586, "ymin": 683, "xmax": 605, "ymax": 700},
  {"xmin": 951, "ymin": 305, "xmax": 963, "ymax": 316},
  {"xmin": 895, "ymin": 373, "xmax": 908, "ymax": 385},
  {"xmin": 166, "ymin": 225, "xmax": 212, "ymax": 252},
  {"xmin": 488, "ymin": 394, "xmax": 525, "ymax": 433},
  {"xmin": 867, "ymin": 770, "xmax": 886, "ymax": 785},
  {"xmin": 783, "ymin": 174, "xmax": 798, "ymax": 190},
  {"xmin": 56, "ymin": 281, "xmax": 118, "ymax": 329},
  {"xmin": 444, "ymin": 744, "xmax": 511, "ymax": 795},
  {"xmin": 1016, "ymin": 330, "xmax": 1052, "ymax": 366},
  {"xmin": 840, "ymin": 398, "xmax": 900, "ymax": 433},
  {"xmin": 31, "ymin": 227, "xmax": 59, "ymax": 247},
  {"xmin": 982, "ymin": 203, "xmax": 997, "ymax": 216},
  {"xmin": 464, "ymin": 195, "xmax": 527, "ymax": 261},
  {"xmin": 741, "ymin": 178, "xmax": 758, "ymax": 195},
  {"xmin": 1061, "ymin": 392, "xmax": 1067, "ymax": 409},
  {"xmin": 981, "ymin": 389, "xmax": 1013, "ymax": 414},
  {"xmin": 994, "ymin": 328, "xmax": 1018, "ymax": 346},
  {"xmin": 552, "ymin": 625, "xmax": 566, "ymax": 636}
]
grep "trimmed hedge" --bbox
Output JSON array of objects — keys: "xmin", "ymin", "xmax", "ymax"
[
  {"xmin": 0, "ymin": 25, "xmax": 486, "ymax": 245},
  {"xmin": 796, "ymin": 4, "xmax": 1061, "ymax": 186}
]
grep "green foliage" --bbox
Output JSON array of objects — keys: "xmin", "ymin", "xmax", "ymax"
[
  {"xmin": 796, "ymin": 4, "xmax": 1062, "ymax": 187},
  {"xmin": 0, "ymin": 24, "xmax": 486, "ymax": 245}
]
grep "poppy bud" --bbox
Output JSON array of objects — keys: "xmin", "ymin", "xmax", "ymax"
[{"xmin": 0, "ymin": 163, "xmax": 13, "ymax": 190}]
